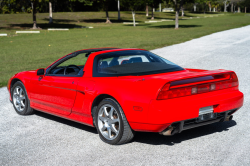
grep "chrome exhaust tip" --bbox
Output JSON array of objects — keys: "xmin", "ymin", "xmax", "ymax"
[
  {"xmin": 160, "ymin": 126, "xmax": 174, "ymax": 136},
  {"xmin": 225, "ymin": 115, "xmax": 233, "ymax": 121}
]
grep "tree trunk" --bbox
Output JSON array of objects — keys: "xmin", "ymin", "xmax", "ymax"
[
  {"xmin": 238, "ymin": 7, "xmax": 240, "ymax": 13},
  {"xmin": 132, "ymin": 10, "xmax": 136, "ymax": 27},
  {"xmin": 174, "ymin": 0, "xmax": 183, "ymax": 29},
  {"xmin": 106, "ymin": 7, "xmax": 111, "ymax": 23},
  {"xmin": 245, "ymin": 7, "xmax": 246, "ymax": 13},
  {"xmin": 175, "ymin": 10, "xmax": 179, "ymax": 29},
  {"xmin": 209, "ymin": 2, "xmax": 211, "ymax": 12},
  {"xmin": 117, "ymin": 0, "xmax": 120, "ymax": 20},
  {"xmin": 49, "ymin": 2, "xmax": 53, "ymax": 24},
  {"xmin": 194, "ymin": 4, "xmax": 196, "ymax": 12},
  {"xmin": 175, "ymin": 2, "xmax": 179, "ymax": 29},
  {"xmin": 159, "ymin": 3, "xmax": 161, "ymax": 12},
  {"xmin": 181, "ymin": 7, "xmax": 184, "ymax": 17},
  {"xmin": 146, "ymin": 4, "xmax": 148, "ymax": 16},
  {"xmin": 151, "ymin": 5, "xmax": 154, "ymax": 19},
  {"xmin": 32, "ymin": 0, "xmax": 37, "ymax": 29},
  {"xmin": 224, "ymin": 1, "xmax": 228, "ymax": 12},
  {"xmin": 223, "ymin": 1, "xmax": 227, "ymax": 12},
  {"xmin": 231, "ymin": 3, "xmax": 233, "ymax": 12}
]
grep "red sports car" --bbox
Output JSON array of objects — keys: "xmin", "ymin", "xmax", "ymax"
[{"xmin": 7, "ymin": 48, "xmax": 244, "ymax": 145}]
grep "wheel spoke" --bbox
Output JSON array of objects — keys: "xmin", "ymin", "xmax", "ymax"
[
  {"xmin": 110, "ymin": 118, "xmax": 119, "ymax": 124},
  {"xmin": 16, "ymin": 88, "xmax": 20, "ymax": 95},
  {"xmin": 104, "ymin": 107, "xmax": 109, "ymax": 117},
  {"xmin": 20, "ymin": 96, "xmax": 25, "ymax": 100},
  {"xmin": 109, "ymin": 107, "xmax": 114, "ymax": 118},
  {"xmin": 21, "ymin": 101, "xmax": 25, "ymax": 107},
  {"xmin": 13, "ymin": 94, "xmax": 18, "ymax": 99},
  {"xmin": 19, "ymin": 89, "xmax": 23, "ymax": 97},
  {"xmin": 101, "ymin": 125, "xmax": 107, "ymax": 131},
  {"xmin": 99, "ymin": 116, "xmax": 107, "ymax": 122},
  {"xmin": 14, "ymin": 88, "xmax": 17, "ymax": 95},
  {"xmin": 111, "ymin": 125, "xmax": 118, "ymax": 134},
  {"xmin": 107, "ymin": 128, "xmax": 112, "ymax": 138},
  {"xmin": 16, "ymin": 103, "xmax": 20, "ymax": 110}
]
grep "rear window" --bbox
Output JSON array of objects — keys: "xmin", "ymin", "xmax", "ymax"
[{"xmin": 93, "ymin": 50, "xmax": 184, "ymax": 77}]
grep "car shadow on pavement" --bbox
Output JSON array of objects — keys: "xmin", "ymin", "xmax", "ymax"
[
  {"xmin": 34, "ymin": 111, "xmax": 98, "ymax": 134},
  {"xmin": 33, "ymin": 111, "xmax": 237, "ymax": 145},
  {"xmin": 132, "ymin": 121, "xmax": 237, "ymax": 145}
]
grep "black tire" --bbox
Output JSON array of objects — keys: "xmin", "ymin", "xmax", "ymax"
[
  {"xmin": 11, "ymin": 81, "xmax": 34, "ymax": 115},
  {"xmin": 95, "ymin": 98, "xmax": 134, "ymax": 145}
]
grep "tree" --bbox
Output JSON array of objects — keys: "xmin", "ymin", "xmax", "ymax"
[
  {"xmin": 31, "ymin": 0, "xmax": 53, "ymax": 28},
  {"xmin": 194, "ymin": 0, "xmax": 209, "ymax": 14},
  {"xmin": 31, "ymin": 0, "xmax": 52, "ymax": 28},
  {"xmin": 208, "ymin": 0, "xmax": 211, "ymax": 11},
  {"xmin": 146, "ymin": 3, "xmax": 149, "ymax": 16},
  {"xmin": 171, "ymin": 0, "xmax": 194, "ymax": 29},
  {"xmin": 31, "ymin": 0, "xmax": 39, "ymax": 29},
  {"xmin": 172, "ymin": 0, "xmax": 184, "ymax": 29},
  {"xmin": 99, "ymin": 0, "xmax": 113, "ymax": 23},
  {"xmin": 117, "ymin": 0, "xmax": 120, "ymax": 20},
  {"xmin": 239, "ymin": 0, "xmax": 250, "ymax": 13},
  {"xmin": 211, "ymin": 1, "xmax": 220, "ymax": 11},
  {"xmin": 230, "ymin": 0, "xmax": 244, "ymax": 12},
  {"xmin": 49, "ymin": 1, "xmax": 53, "ymax": 24},
  {"xmin": 222, "ymin": 0, "xmax": 230, "ymax": 12},
  {"xmin": 146, "ymin": 0, "xmax": 164, "ymax": 19},
  {"xmin": 193, "ymin": 2, "xmax": 198, "ymax": 11},
  {"xmin": 121, "ymin": 0, "xmax": 144, "ymax": 27}
]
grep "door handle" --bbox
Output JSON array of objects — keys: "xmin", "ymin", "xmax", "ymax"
[
  {"xmin": 72, "ymin": 81, "xmax": 74, "ymax": 84},
  {"xmin": 38, "ymin": 77, "xmax": 43, "ymax": 81}
]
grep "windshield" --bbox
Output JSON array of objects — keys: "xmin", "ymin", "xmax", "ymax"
[{"xmin": 93, "ymin": 50, "xmax": 184, "ymax": 77}]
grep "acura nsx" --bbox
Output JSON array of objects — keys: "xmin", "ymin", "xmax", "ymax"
[{"xmin": 8, "ymin": 48, "xmax": 244, "ymax": 144}]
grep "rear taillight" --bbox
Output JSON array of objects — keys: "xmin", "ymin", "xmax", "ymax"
[{"xmin": 157, "ymin": 73, "xmax": 238, "ymax": 100}]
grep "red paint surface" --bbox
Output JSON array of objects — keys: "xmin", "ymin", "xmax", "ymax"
[{"xmin": 7, "ymin": 48, "xmax": 244, "ymax": 132}]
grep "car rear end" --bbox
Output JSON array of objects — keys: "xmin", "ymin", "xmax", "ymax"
[{"xmin": 148, "ymin": 70, "xmax": 244, "ymax": 135}]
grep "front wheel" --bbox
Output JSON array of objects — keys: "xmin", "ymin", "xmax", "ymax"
[
  {"xmin": 11, "ymin": 81, "xmax": 34, "ymax": 115},
  {"xmin": 95, "ymin": 98, "xmax": 134, "ymax": 145}
]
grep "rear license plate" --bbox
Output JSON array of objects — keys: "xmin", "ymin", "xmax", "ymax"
[{"xmin": 197, "ymin": 106, "xmax": 217, "ymax": 122}]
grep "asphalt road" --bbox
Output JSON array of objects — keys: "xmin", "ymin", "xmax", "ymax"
[{"xmin": 1, "ymin": 26, "xmax": 250, "ymax": 166}]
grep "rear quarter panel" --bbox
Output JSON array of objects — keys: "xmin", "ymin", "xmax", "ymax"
[{"xmin": 76, "ymin": 76, "xmax": 166, "ymax": 124}]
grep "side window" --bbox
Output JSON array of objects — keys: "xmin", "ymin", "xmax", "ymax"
[{"xmin": 48, "ymin": 53, "xmax": 88, "ymax": 76}]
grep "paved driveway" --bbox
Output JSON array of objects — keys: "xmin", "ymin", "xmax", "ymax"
[{"xmin": 1, "ymin": 26, "xmax": 250, "ymax": 166}]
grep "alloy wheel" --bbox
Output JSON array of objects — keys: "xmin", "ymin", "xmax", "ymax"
[
  {"xmin": 97, "ymin": 104, "xmax": 120, "ymax": 140},
  {"xmin": 13, "ymin": 86, "xmax": 26, "ymax": 112}
]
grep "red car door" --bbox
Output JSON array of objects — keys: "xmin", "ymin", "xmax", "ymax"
[
  {"xmin": 30, "ymin": 75, "xmax": 79, "ymax": 116},
  {"xmin": 29, "ymin": 51, "xmax": 89, "ymax": 115}
]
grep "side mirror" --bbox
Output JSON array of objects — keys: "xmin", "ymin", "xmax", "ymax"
[{"xmin": 37, "ymin": 68, "xmax": 45, "ymax": 76}]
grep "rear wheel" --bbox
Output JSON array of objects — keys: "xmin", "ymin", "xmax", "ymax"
[
  {"xmin": 95, "ymin": 98, "xmax": 134, "ymax": 145},
  {"xmin": 11, "ymin": 81, "xmax": 34, "ymax": 115}
]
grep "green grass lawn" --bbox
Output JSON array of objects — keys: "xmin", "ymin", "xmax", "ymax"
[{"xmin": 0, "ymin": 11, "xmax": 250, "ymax": 87}]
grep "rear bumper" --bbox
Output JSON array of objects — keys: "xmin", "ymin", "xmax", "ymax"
[
  {"xmin": 130, "ymin": 88, "xmax": 243, "ymax": 132},
  {"xmin": 165, "ymin": 109, "xmax": 237, "ymax": 135}
]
